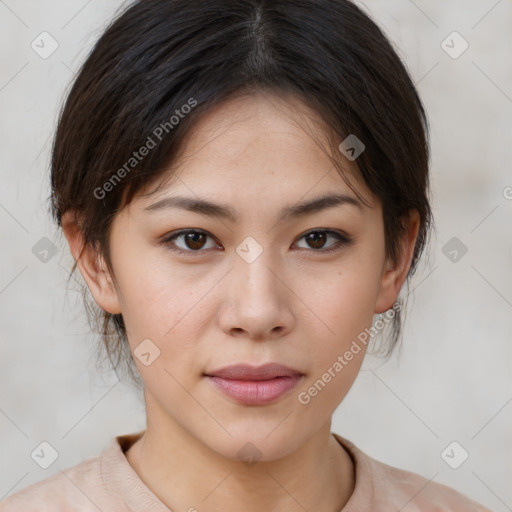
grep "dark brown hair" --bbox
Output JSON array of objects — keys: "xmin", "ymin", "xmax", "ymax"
[{"xmin": 50, "ymin": 0, "xmax": 433, "ymax": 385}]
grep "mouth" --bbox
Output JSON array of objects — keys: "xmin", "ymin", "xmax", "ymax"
[{"xmin": 204, "ymin": 363, "xmax": 304, "ymax": 405}]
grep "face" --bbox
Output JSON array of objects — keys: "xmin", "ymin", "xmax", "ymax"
[{"xmin": 71, "ymin": 91, "xmax": 414, "ymax": 461}]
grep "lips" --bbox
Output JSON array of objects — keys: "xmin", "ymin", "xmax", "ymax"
[
  {"xmin": 204, "ymin": 363, "xmax": 304, "ymax": 405},
  {"xmin": 205, "ymin": 363, "xmax": 302, "ymax": 380}
]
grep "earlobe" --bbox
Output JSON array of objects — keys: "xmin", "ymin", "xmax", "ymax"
[
  {"xmin": 61, "ymin": 210, "xmax": 122, "ymax": 315},
  {"xmin": 374, "ymin": 210, "xmax": 420, "ymax": 314}
]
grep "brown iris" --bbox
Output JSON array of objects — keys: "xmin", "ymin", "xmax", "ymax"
[
  {"xmin": 184, "ymin": 232, "xmax": 208, "ymax": 250},
  {"xmin": 305, "ymin": 232, "xmax": 327, "ymax": 249}
]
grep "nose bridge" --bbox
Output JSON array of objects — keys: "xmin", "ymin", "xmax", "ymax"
[
  {"xmin": 219, "ymin": 234, "xmax": 294, "ymax": 338},
  {"xmin": 234, "ymin": 235, "xmax": 282, "ymax": 302}
]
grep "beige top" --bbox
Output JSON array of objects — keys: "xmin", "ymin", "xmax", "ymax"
[{"xmin": 0, "ymin": 430, "xmax": 492, "ymax": 511}]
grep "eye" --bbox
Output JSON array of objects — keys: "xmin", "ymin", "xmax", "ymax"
[
  {"xmin": 162, "ymin": 229, "xmax": 219, "ymax": 255},
  {"xmin": 161, "ymin": 228, "xmax": 353, "ymax": 256},
  {"xmin": 294, "ymin": 229, "xmax": 353, "ymax": 253}
]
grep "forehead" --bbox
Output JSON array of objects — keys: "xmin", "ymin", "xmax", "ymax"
[{"xmin": 134, "ymin": 91, "xmax": 375, "ymax": 213}]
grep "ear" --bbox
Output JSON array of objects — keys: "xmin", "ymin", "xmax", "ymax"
[
  {"xmin": 61, "ymin": 210, "xmax": 122, "ymax": 315},
  {"xmin": 374, "ymin": 210, "xmax": 420, "ymax": 314}
]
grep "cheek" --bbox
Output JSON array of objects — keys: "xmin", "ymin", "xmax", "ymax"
[
  {"xmin": 112, "ymin": 249, "xmax": 216, "ymax": 375},
  {"xmin": 109, "ymin": 245, "xmax": 180, "ymax": 342},
  {"xmin": 302, "ymin": 255, "xmax": 384, "ymax": 345},
  {"xmin": 293, "ymin": 248, "xmax": 384, "ymax": 408},
  {"xmin": 294, "ymin": 271, "xmax": 378, "ymax": 414}
]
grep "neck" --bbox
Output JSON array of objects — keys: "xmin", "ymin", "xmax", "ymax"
[{"xmin": 126, "ymin": 405, "xmax": 355, "ymax": 512}]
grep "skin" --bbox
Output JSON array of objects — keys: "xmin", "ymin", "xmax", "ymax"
[{"xmin": 62, "ymin": 90, "xmax": 420, "ymax": 512}]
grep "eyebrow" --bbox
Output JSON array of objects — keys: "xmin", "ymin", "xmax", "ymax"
[{"xmin": 143, "ymin": 192, "xmax": 363, "ymax": 222}]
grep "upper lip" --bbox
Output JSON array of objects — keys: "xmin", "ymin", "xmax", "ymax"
[{"xmin": 205, "ymin": 363, "xmax": 303, "ymax": 381}]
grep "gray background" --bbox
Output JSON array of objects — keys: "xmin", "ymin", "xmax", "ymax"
[{"xmin": 0, "ymin": 0, "xmax": 511, "ymax": 509}]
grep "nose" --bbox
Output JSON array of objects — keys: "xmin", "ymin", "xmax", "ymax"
[{"xmin": 218, "ymin": 248, "xmax": 295, "ymax": 341}]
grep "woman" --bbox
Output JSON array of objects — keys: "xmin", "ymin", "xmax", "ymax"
[{"xmin": 1, "ymin": 0, "xmax": 492, "ymax": 510}]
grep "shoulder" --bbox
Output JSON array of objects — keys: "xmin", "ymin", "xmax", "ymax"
[
  {"xmin": 333, "ymin": 433, "xmax": 493, "ymax": 512},
  {"xmin": 367, "ymin": 455, "xmax": 492, "ymax": 512},
  {"xmin": 0, "ymin": 458, "xmax": 99, "ymax": 512},
  {"xmin": 0, "ymin": 442, "xmax": 120, "ymax": 512}
]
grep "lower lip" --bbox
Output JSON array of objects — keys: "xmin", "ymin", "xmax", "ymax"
[{"xmin": 206, "ymin": 375, "xmax": 303, "ymax": 405}]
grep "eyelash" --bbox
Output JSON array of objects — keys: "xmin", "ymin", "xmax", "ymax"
[{"xmin": 160, "ymin": 229, "xmax": 354, "ymax": 257}]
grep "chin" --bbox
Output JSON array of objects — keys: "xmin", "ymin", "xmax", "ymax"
[{"xmin": 195, "ymin": 423, "xmax": 310, "ymax": 464}]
